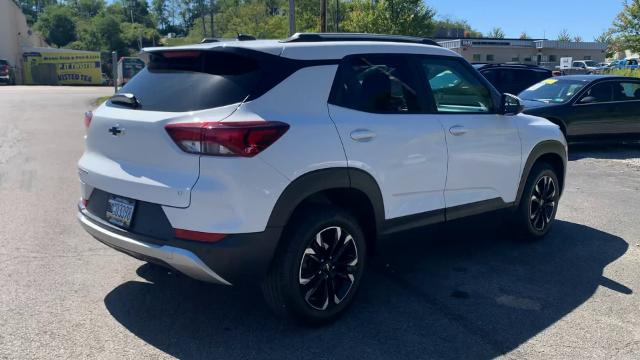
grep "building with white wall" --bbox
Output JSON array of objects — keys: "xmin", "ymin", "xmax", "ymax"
[
  {"xmin": 438, "ymin": 38, "xmax": 608, "ymax": 68},
  {"xmin": 0, "ymin": 0, "xmax": 48, "ymax": 83}
]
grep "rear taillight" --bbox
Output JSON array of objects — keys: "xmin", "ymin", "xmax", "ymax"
[
  {"xmin": 165, "ymin": 121, "xmax": 289, "ymax": 157},
  {"xmin": 84, "ymin": 111, "xmax": 93, "ymax": 129},
  {"xmin": 0, "ymin": 65, "xmax": 7, "ymax": 75}
]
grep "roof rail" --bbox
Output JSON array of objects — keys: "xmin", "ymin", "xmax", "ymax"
[
  {"xmin": 282, "ymin": 32, "xmax": 440, "ymax": 47},
  {"xmin": 478, "ymin": 63, "xmax": 547, "ymax": 69}
]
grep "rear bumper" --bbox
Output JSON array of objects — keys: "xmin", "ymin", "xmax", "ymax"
[{"xmin": 77, "ymin": 205, "xmax": 283, "ymax": 286}]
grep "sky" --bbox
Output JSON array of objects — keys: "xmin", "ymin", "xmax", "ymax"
[{"xmin": 427, "ymin": 0, "xmax": 623, "ymax": 40}]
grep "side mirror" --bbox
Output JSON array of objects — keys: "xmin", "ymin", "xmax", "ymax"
[
  {"xmin": 579, "ymin": 96, "xmax": 597, "ymax": 104},
  {"xmin": 501, "ymin": 93, "xmax": 524, "ymax": 115}
]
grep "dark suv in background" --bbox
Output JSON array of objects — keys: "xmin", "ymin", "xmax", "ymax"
[
  {"xmin": 0, "ymin": 59, "xmax": 15, "ymax": 85},
  {"xmin": 474, "ymin": 64, "xmax": 552, "ymax": 95}
]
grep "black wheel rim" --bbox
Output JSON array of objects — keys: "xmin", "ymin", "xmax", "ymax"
[
  {"xmin": 529, "ymin": 175, "xmax": 556, "ymax": 231},
  {"xmin": 298, "ymin": 226, "xmax": 359, "ymax": 311}
]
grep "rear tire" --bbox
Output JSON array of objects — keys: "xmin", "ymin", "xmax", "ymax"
[
  {"xmin": 513, "ymin": 162, "xmax": 560, "ymax": 240},
  {"xmin": 262, "ymin": 206, "xmax": 367, "ymax": 324}
]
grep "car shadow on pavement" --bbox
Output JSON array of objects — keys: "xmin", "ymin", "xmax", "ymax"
[
  {"xmin": 104, "ymin": 216, "xmax": 629, "ymax": 359},
  {"xmin": 569, "ymin": 142, "xmax": 640, "ymax": 161}
]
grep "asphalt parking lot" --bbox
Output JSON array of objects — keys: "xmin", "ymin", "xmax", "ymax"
[{"xmin": 0, "ymin": 86, "xmax": 639, "ymax": 359}]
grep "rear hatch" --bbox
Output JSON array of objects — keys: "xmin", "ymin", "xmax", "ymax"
[{"xmin": 78, "ymin": 49, "xmax": 265, "ymax": 208}]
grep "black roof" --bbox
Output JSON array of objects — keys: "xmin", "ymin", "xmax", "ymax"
[{"xmin": 283, "ymin": 32, "xmax": 440, "ymax": 47}]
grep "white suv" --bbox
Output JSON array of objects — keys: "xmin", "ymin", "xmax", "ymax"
[{"xmin": 77, "ymin": 33, "xmax": 567, "ymax": 323}]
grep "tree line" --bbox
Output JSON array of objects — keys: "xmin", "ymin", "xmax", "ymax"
[{"xmin": 11, "ymin": 0, "xmax": 640, "ymax": 58}]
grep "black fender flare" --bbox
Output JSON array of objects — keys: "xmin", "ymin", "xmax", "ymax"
[
  {"xmin": 265, "ymin": 168, "xmax": 385, "ymax": 233},
  {"xmin": 515, "ymin": 140, "xmax": 567, "ymax": 206}
]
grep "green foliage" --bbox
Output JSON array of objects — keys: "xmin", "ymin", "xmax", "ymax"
[
  {"xmin": 519, "ymin": 32, "xmax": 530, "ymax": 39},
  {"xmin": 557, "ymin": 28, "xmax": 571, "ymax": 42},
  {"xmin": 34, "ymin": 0, "xmax": 159, "ymax": 55},
  {"xmin": 433, "ymin": 17, "xmax": 482, "ymax": 37},
  {"xmin": 13, "ymin": 0, "xmax": 57, "ymax": 24},
  {"xmin": 605, "ymin": 68, "xmax": 640, "ymax": 78},
  {"xmin": 35, "ymin": 5, "xmax": 78, "ymax": 47},
  {"xmin": 614, "ymin": 0, "xmax": 640, "ymax": 53},
  {"xmin": 486, "ymin": 27, "xmax": 505, "ymax": 39},
  {"xmin": 341, "ymin": 0, "xmax": 436, "ymax": 37},
  {"xmin": 595, "ymin": 30, "xmax": 620, "ymax": 58},
  {"xmin": 68, "ymin": 0, "xmax": 106, "ymax": 18},
  {"xmin": 215, "ymin": 0, "xmax": 289, "ymax": 39},
  {"xmin": 28, "ymin": 0, "xmax": 488, "ymax": 53}
]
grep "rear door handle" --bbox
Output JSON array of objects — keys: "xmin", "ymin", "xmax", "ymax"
[
  {"xmin": 350, "ymin": 129, "xmax": 376, "ymax": 142},
  {"xmin": 449, "ymin": 125, "xmax": 468, "ymax": 136}
]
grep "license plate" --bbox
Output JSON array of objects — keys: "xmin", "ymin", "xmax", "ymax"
[{"xmin": 106, "ymin": 196, "xmax": 136, "ymax": 228}]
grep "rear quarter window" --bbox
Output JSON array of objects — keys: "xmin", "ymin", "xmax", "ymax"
[{"xmin": 110, "ymin": 51, "xmax": 263, "ymax": 112}]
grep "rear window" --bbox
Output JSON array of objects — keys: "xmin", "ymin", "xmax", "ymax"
[
  {"xmin": 110, "ymin": 51, "xmax": 262, "ymax": 112},
  {"xmin": 0, "ymin": 60, "xmax": 8, "ymax": 66}
]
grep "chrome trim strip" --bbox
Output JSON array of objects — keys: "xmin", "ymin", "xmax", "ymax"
[{"xmin": 77, "ymin": 211, "xmax": 232, "ymax": 286}]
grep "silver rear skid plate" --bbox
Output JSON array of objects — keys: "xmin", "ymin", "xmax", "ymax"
[{"xmin": 77, "ymin": 212, "xmax": 232, "ymax": 286}]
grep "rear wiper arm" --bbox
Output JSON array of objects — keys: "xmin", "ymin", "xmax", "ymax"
[{"xmin": 110, "ymin": 93, "xmax": 140, "ymax": 108}]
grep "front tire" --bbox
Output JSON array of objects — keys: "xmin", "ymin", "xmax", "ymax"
[
  {"xmin": 514, "ymin": 163, "xmax": 560, "ymax": 240},
  {"xmin": 262, "ymin": 207, "xmax": 367, "ymax": 324}
]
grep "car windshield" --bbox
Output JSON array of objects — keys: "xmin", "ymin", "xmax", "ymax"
[
  {"xmin": 583, "ymin": 61, "xmax": 598, "ymax": 67},
  {"xmin": 519, "ymin": 79, "xmax": 587, "ymax": 103}
]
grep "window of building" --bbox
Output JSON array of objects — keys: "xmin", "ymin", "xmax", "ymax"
[
  {"xmin": 549, "ymin": 55, "xmax": 557, "ymax": 62},
  {"xmin": 524, "ymin": 56, "xmax": 532, "ymax": 62},
  {"xmin": 584, "ymin": 56, "xmax": 592, "ymax": 60},
  {"xmin": 486, "ymin": 54, "xmax": 495, "ymax": 62},
  {"xmin": 511, "ymin": 56, "xmax": 520, "ymax": 62},
  {"xmin": 472, "ymin": 54, "xmax": 481, "ymax": 62}
]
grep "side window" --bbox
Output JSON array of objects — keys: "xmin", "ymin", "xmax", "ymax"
[
  {"xmin": 618, "ymin": 82, "xmax": 640, "ymax": 100},
  {"xmin": 419, "ymin": 58, "xmax": 494, "ymax": 113},
  {"xmin": 329, "ymin": 55, "xmax": 421, "ymax": 113},
  {"xmin": 580, "ymin": 82, "xmax": 613, "ymax": 103}
]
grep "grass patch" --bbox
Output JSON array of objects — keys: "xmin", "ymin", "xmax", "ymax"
[{"xmin": 603, "ymin": 69, "xmax": 640, "ymax": 78}]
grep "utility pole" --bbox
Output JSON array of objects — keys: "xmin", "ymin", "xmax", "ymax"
[
  {"xmin": 320, "ymin": 0, "xmax": 327, "ymax": 32},
  {"xmin": 112, "ymin": 51, "xmax": 118, "ymax": 94},
  {"xmin": 288, "ymin": 0, "xmax": 296, "ymax": 36},
  {"xmin": 129, "ymin": 0, "xmax": 142, "ymax": 49}
]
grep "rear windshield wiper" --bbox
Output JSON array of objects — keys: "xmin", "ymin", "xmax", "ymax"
[{"xmin": 110, "ymin": 93, "xmax": 141, "ymax": 108}]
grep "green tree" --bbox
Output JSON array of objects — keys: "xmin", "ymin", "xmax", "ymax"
[
  {"xmin": 595, "ymin": 30, "xmax": 619, "ymax": 58},
  {"xmin": 573, "ymin": 35, "xmax": 583, "ymax": 42},
  {"xmin": 613, "ymin": 0, "xmax": 640, "ymax": 53},
  {"xmin": 557, "ymin": 28, "xmax": 571, "ymax": 41},
  {"xmin": 35, "ymin": 5, "xmax": 78, "ymax": 47},
  {"xmin": 215, "ymin": 0, "xmax": 288, "ymax": 39},
  {"xmin": 486, "ymin": 27, "xmax": 505, "ymax": 38},
  {"xmin": 433, "ymin": 17, "xmax": 482, "ymax": 37},
  {"xmin": 14, "ymin": 0, "xmax": 57, "ymax": 24},
  {"xmin": 519, "ymin": 31, "xmax": 530, "ymax": 39},
  {"xmin": 151, "ymin": 0, "xmax": 171, "ymax": 32},
  {"xmin": 341, "ymin": 0, "xmax": 436, "ymax": 37},
  {"xmin": 68, "ymin": 0, "xmax": 106, "ymax": 18}
]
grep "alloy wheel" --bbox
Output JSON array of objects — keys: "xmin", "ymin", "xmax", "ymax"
[
  {"xmin": 298, "ymin": 226, "xmax": 359, "ymax": 311},
  {"xmin": 529, "ymin": 175, "xmax": 556, "ymax": 231}
]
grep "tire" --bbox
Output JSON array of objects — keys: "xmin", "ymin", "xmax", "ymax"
[
  {"xmin": 513, "ymin": 162, "xmax": 560, "ymax": 240},
  {"xmin": 262, "ymin": 206, "xmax": 367, "ymax": 324}
]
